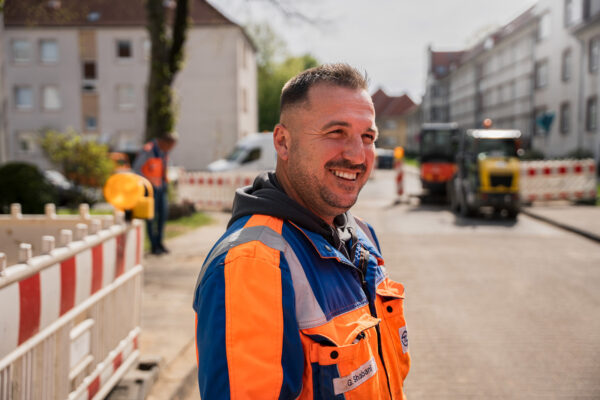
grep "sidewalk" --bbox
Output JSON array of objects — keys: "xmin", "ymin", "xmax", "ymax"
[
  {"xmin": 523, "ymin": 203, "xmax": 600, "ymax": 242},
  {"xmin": 140, "ymin": 211, "xmax": 230, "ymax": 400}
]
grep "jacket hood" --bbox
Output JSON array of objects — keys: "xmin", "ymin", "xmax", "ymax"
[{"xmin": 229, "ymin": 172, "xmax": 358, "ymax": 259}]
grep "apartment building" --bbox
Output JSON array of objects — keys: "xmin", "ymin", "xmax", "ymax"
[
  {"xmin": 2, "ymin": 0, "xmax": 257, "ymax": 171},
  {"xmin": 452, "ymin": 7, "xmax": 537, "ymax": 143},
  {"xmin": 570, "ymin": 0, "xmax": 600, "ymax": 160},
  {"xmin": 531, "ymin": 0, "xmax": 586, "ymax": 157},
  {"xmin": 371, "ymin": 88, "xmax": 416, "ymax": 149},
  {"xmin": 422, "ymin": 47, "xmax": 463, "ymax": 123},
  {"xmin": 423, "ymin": 0, "xmax": 600, "ymax": 164}
]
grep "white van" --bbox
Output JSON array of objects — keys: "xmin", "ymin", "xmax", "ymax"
[{"xmin": 207, "ymin": 132, "xmax": 277, "ymax": 172}]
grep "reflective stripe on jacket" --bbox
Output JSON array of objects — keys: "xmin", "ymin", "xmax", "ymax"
[{"xmin": 193, "ymin": 214, "xmax": 411, "ymax": 399}]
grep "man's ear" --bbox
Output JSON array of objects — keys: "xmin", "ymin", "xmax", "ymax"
[{"xmin": 273, "ymin": 123, "xmax": 290, "ymax": 161}]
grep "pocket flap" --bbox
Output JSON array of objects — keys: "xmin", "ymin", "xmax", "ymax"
[
  {"xmin": 376, "ymin": 278, "xmax": 405, "ymax": 301},
  {"xmin": 303, "ymin": 313, "xmax": 380, "ymax": 347}
]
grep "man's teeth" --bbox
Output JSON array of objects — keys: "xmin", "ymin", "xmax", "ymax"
[{"xmin": 332, "ymin": 170, "xmax": 358, "ymax": 180}]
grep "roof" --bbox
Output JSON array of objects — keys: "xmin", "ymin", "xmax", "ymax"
[
  {"xmin": 4, "ymin": 0, "xmax": 234, "ymax": 27},
  {"xmin": 371, "ymin": 88, "xmax": 416, "ymax": 118}
]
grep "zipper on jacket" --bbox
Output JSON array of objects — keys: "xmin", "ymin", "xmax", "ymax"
[{"xmin": 357, "ymin": 247, "xmax": 393, "ymax": 399}]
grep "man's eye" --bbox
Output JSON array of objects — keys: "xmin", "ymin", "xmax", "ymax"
[{"xmin": 363, "ymin": 134, "xmax": 375, "ymax": 143}]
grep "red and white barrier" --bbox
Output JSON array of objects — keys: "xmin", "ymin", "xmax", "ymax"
[
  {"xmin": 178, "ymin": 171, "xmax": 259, "ymax": 211},
  {"xmin": 520, "ymin": 159, "xmax": 597, "ymax": 203},
  {"xmin": 395, "ymin": 159, "xmax": 404, "ymax": 197},
  {"xmin": 0, "ymin": 204, "xmax": 143, "ymax": 400}
]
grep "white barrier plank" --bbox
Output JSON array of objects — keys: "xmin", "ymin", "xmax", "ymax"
[
  {"xmin": 0, "ymin": 283, "xmax": 19, "ymax": 359},
  {"xmin": 40, "ymin": 264, "xmax": 61, "ymax": 330}
]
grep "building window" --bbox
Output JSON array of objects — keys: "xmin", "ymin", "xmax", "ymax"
[
  {"xmin": 538, "ymin": 13, "xmax": 551, "ymax": 40},
  {"xmin": 85, "ymin": 116, "xmax": 98, "ymax": 131},
  {"xmin": 14, "ymin": 86, "xmax": 33, "ymax": 110},
  {"xmin": 11, "ymin": 39, "xmax": 32, "ymax": 63},
  {"xmin": 535, "ymin": 60, "xmax": 548, "ymax": 89},
  {"xmin": 533, "ymin": 107, "xmax": 548, "ymax": 136},
  {"xmin": 562, "ymin": 49, "xmax": 572, "ymax": 81},
  {"xmin": 117, "ymin": 85, "xmax": 135, "ymax": 110},
  {"xmin": 586, "ymin": 96, "xmax": 597, "ymax": 132},
  {"xmin": 560, "ymin": 102, "xmax": 571, "ymax": 134},
  {"xmin": 83, "ymin": 61, "xmax": 97, "ymax": 79},
  {"xmin": 589, "ymin": 36, "xmax": 600, "ymax": 73},
  {"xmin": 116, "ymin": 40, "xmax": 132, "ymax": 59},
  {"xmin": 17, "ymin": 132, "xmax": 39, "ymax": 154},
  {"xmin": 42, "ymin": 86, "xmax": 62, "ymax": 110},
  {"xmin": 565, "ymin": 0, "xmax": 575, "ymax": 26},
  {"xmin": 40, "ymin": 39, "xmax": 58, "ymax": 63}
]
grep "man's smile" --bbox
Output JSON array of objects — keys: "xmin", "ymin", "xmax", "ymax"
[{"xmin": 330, "ymin": 169, "xmax": 360, "ymax": 181}]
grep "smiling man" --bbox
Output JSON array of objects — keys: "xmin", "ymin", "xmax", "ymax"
[{"xmin": 193, "ymin": 64, "xmax": 410, "ymax": 399}]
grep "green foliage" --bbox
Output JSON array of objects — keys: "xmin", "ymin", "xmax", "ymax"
[
  {"xmin": 257, "ymin": 54, "xmax": 318, "ymax": 132},
  {"xmin": 40, "ymin": 130, "xmax": 114, "ymax": 188},
  {"xmin": 520, "ymin": 148, "xmax": 545, "ymax": 160},
  {"xmin": 0, "ymin": 162, "xmax": 56, "ymax": 214},
  {"xmin": 403, "ymin": 157, "xmax": 419, "ymax": 168},
  {"xmin": 564, "ymin": 148, "xmax": 594, "ymax": 159},
  {"xmin": 247, "ymin": 22, "xmax": 318, "ymax": 132}
]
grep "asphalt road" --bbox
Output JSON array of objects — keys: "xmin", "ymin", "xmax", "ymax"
[{"xmin": 355, "ymin": 170, "xmax": 600, "ymax": 399}]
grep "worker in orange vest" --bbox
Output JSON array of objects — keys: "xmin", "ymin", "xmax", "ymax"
[{"xmin": 133, "ymin": 132, "xmax": 178, "ymax": 255}]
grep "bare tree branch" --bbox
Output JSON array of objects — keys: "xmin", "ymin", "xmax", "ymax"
[{"xmin": 250, "ymin": 0, "xmax": 332, "ymax": 27}]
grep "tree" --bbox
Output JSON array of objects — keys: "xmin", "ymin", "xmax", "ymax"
[
  {"xmin": 258, "ymin": 54, "xmax": 318, "ymax": 131},
  {"xmin": 247, "ymin": 23, "xmax": 318, "ymax": 132},
  {"xmin": 145, "ymin": 0, "xmax": 189, "ymax": 141},
  {"xmin": 40, "ymin": 130, "xmax": 114, "ymax": 188}
]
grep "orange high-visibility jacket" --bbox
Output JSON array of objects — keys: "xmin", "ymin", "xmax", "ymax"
[
  {"xmin": 193, "ymin": 214, "xmax": 410, "ymax": 399},
  {"xmin": 132, "ymin": 140, "xmax": 167, "ymax": 189}
]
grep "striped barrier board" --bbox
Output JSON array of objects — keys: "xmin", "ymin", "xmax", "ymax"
[
  {"xmin": 0, "ymin": 204, "xmax": 143, "ymax": 400},
  {"xmin": 177, "ymin": 171, "xmax": 259, "ymax": 211},
  {"xmin": 520, "ymin": 159, "xmax": 597, "ymax": 203}
]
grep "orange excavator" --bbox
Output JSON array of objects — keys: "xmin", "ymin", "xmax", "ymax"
[{"xmin": 418, "ymin": 122, "xmax": 460, "ymax": 202}]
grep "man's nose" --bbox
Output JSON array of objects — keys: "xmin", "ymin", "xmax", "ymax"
[{"xmin": 342, "ymin": 134, "xmax": 366, "ymax": 165}]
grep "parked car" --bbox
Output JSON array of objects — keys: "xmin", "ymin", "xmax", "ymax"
[
  {"xmin": 44, "ymin": 170, "xmax": 102, "ymax": 207},
  {"xmin": 207, "ymin": 132, "xmax": 276, "ymax": 172},
  {"xmin": 376, "ymin": 148, "xmax": 395, "ymax": 169}
]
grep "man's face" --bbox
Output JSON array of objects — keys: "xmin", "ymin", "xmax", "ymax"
[{"xmin": 276, "ymin": 83, "xmax": 377, "ymax": 223}]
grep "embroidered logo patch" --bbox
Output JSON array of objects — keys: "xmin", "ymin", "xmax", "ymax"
[
  {"xmin": 399, "ymin": 326, "xmax": 408, "ymax": 353},
  {"xmin": 332, "ymin": 357, "xmax": 378, "ymax": 395}
]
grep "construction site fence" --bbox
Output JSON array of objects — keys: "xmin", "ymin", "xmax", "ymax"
[
  {"xmin": 0, "ymin": 204, "xmax": 143, "ymax": 400},
  {"xmin": 177, "ymin": 170, "xmax": 259, "ymax": 211},
  {"xmin": 177, "ymin": 160, "xmax": 597, "ymax": 210},
  {"xmin": 520, "ymin": 159, "xmax": 597, "ymax": 203}
]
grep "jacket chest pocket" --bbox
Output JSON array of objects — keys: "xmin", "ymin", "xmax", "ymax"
[
  {"xmin": 376, "ymin": 280, "xmax": 411, "ymax": 395},
  {"xmin": 303, "ymin": 316, "xmax": 385, "ymax": 399}
]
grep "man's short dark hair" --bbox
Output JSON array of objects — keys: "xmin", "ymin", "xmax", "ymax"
[{"xmin": 280, "ymin": 63, "xmax": 368, "ymax": 113}]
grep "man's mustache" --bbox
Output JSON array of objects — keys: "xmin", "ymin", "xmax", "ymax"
[{"xmin": 324, "ymin": 160, "xmax": 367, "ymax": 173}]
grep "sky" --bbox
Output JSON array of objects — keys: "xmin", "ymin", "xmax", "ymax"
[{"xmin": 208, "ymin": 0, "xmax": 538, "ymax": 101}]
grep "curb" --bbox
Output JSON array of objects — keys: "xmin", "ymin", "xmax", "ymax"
[
  {"xmin": 146, "ymin": 339, "xmax": 198, "ymax": 400},
  {"xmin": 522, "ymin": 209, "xmax": 600, "ymax": 244}
]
